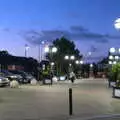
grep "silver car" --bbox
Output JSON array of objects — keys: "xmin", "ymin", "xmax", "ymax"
[{"xmin": 0, "ymin": 76, "xmax": 10, "ymax": 87}]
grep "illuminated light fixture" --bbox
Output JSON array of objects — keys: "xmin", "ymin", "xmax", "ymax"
[
  {"xmin": 109, "ymin": 55, "xmax": 114, "ymax": 60},
  {"xmin": 110, "ymin": 47, "xmax": 115, "ymax": 53},
  {"xmin": 70, "ymin": 55, "xmax": 75, "ymax": 60},
  {"xmin": 75, "ymin": 60, "xmax": 79, "ymax": 64},
  {"xmin": 114, "ymin": 18, "xmax": 120, "ymax": 29},
  {"xmin": 44, "ymin": 46, "xmax": 49, "ymax": 53},
  {"xmin": 115, "ymin": 56, "xmax": 119, "ymax": 60},
  {"xmin": 52, "ymin": 47, "xmax": 57, "ymax": 53},
  {"xmin": 109, "ymin": 61, "xmax": 112, "ymax": 64},
  {"xmin": 41, "ymin": 41, "xmax": 45, "ymax": 44},
  {"xmin": 51, "ymin": 62, "xmax": 55, "ymax": 66},
  {"xmin": 60, "ymin": 76, "xmax": 66, "ymax": 81},
  {"xmin": 64, "ymin": 55, "xmax": 69, "ymax": 60},
  {"xmin": 113, "ymin": 61, "xmax": 117, "ymax": 64},
  {"xmin": 80, "ymin": 60, "xmax": 83, "ymax": 64},
  {"xmin": 90, "ymin": 64, "xmax": 93, "ymax": 67}
]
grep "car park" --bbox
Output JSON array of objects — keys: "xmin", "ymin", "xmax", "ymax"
[
  {"xmin": 1, "ymin": 70, "xmax": 23, "ymax": 83},
  {"xmin": 9, "ymin": 70, "xmax": 35, "ymax": 83}
]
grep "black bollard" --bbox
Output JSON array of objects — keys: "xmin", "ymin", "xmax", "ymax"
[{"xmin": 69, "ymin": 88, "xmax": 73, "ymax": 115}]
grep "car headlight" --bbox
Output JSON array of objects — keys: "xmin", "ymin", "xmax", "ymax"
[
  {"xmin": 10, "ymin": 75, "xmax": 17, "ymax": 78},
  {"xmin": 60, "ymin": 76, "xmax": 66, "ymax": 81},
  {"xmin": 0, "ymin": 79, "xmax": 2, "ymax": 83}
]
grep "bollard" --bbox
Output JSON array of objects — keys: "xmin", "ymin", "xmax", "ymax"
[{"xmin": 69, "ymin": 88, "xmax": 73, "ymax": 115}]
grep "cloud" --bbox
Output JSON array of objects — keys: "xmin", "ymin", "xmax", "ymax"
[
  {"xmin": 2, "ymin": 28, "xmax": 10, "ymax": 32},
  {"xmin": 70, "ymin": 26, "xmax": 88, "ymax": 32},
  {"xmin": 22, "ymin": 25, "xmax": 120, "ymax": 45},
  {"xmin": 21, "ymin": 30, "xmax": 70, "ymax": 45}
]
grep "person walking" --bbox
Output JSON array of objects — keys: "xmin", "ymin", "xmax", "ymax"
[{"xmin": 69, "ymin": 72, "xmax": 76, "ymax": 83}]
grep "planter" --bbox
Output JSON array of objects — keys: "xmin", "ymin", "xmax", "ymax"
[
  {"xmin": 30, "ymin": 79, "xmax": 37, "ymax": 85},
  {"xmin": 10, "ymin": 80, "xmax": 19, "ymax": 88},
  {"xmin": 113, "ymin": 87, "xmax": 120, "ymax": 98},
  {"xmin": 108, "ymin": 80, "xmax": 116, "ymax": 88}
]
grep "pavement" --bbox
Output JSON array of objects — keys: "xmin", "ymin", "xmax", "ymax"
[{"xmin": 0, "ymin": 78, "xmax": 120, "ymax": 120}]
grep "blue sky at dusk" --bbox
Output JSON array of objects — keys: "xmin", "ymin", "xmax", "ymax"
[{"xmin": 0, "ymin": 0, "xmax": 120, "ymax": 61}]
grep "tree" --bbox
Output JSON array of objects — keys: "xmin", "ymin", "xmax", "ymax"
[{"xmin": 46, "ymin": 37, "xmax": 82, "ymax": 75}]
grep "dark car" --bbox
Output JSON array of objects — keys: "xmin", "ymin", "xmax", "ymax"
[
  {"xmin": 9, "ymin": 70, "xmax": 35, "ymax": 83},
  {"xmin": 1, "ymin": 70, "xmax": 23, "ymax": 83}
]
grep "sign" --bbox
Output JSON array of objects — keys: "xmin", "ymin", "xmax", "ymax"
[{"xmin": 115, "ymin": 89, "xmax": 120, "ymax": 97}]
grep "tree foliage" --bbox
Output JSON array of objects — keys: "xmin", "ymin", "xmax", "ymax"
[{"xmin": 46, "ymin": 37, "xmax": 82, "ymax": 75}]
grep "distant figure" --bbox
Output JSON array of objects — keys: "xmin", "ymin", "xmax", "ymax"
[{"xmin": 69, "ymin": 72, "xmax": 76, "ymax": 83}]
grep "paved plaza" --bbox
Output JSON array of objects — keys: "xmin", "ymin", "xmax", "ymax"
[{"xmin": 0, "ymin": 79, "xmax": 120, "ymax": 120}]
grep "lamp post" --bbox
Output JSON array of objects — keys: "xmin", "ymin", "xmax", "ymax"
[
  {"xmin": 64, "ymin": 55, "xmax": 75, "ymax": 73},
  {"xmin": 25, "ymin": 44, "xmax": 29, "ymax": 57},
  {"xmin": 75, "ymin": 60, "xmax": 83, "ymax": 78},
  {"xmin": 44, "ymin": 46, "xmax": 57, "ymax": 84},
  {"xmin": 38, "ymin": 41, "xmax": 45, "ymax": 63},
  {"xmin": 89, "ymin": 63, "xmax": 93, "ymax": 78}
]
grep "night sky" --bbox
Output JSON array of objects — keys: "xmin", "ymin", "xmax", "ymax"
[{"xmin": 0, "ymin": 0, "xmax": 120, "ymax": 61}]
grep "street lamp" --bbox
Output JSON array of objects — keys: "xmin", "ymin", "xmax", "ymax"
[
  {"xmin": 75, "ymin": 60, "xmax": 79, "ymax": 64},
  {"xmin": 109, "ymin": 47, "xmax": 115, "ymax": 53},
  {"xmin": 109, "ymin": 61, "xmax": 112, "ymax": 65},
  {"xmin": 44, "ymin": 46, "xmax": 58, "ymax": 81},
  {"xmin": 109, "ymin": 55, "xmax": 114, "ymax": 60},
  {"xmin": 113, "ymin": 61, "xmax": 117, "ymax": 64},
  {"xmin": 115, "ymin": 55, "xmax": 119, "ymax": 60},
  {"xmin": 52, "ymin": 47, "xmax": 57, "ymax": 53},
  {"xmin": 80, "ymin": 60, "xmax": 83, "ymax": 64},
  {"xmin": 70, "ymin": 55, "xmax": 75, "ymax": 60},
  {"xmin": 64, "ymin": 55, "xmax": 75, "ymax": 73},
  {"xmin": 51, "ymin": 62, "xmax": 55, "ymax": 66},
  {"xmin": 114, "ymin": 18, "xmax": 120, "ymax": 30},
  {"xmin": 44, "ymin": 46, "xmax": 57, "ymax": 53},
  {"xmin": 44, "ymin": 46, "xmax": 50, "ymax": 53},
  {"xmin": 90, "ymin": 64, "xmax": 93, "ymax": 67},
  {"xmin": 25, "ymin": 44, "xmax": 29, "ymax": 57},
  {"xmin": 64, "ymin": 55, "xmax": 69, "ymax": 60}
]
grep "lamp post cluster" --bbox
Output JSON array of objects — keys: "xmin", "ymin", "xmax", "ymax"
[
  {"xmin": 45, "ymin": 46, "xmax": 57, "ymax": 72},
  {"xmin": 64, "ymin": 55, "xmax": 84, "ymax": 73},
  {"xmin": 75, "ymin": 60, "xmax": 84, "ymax": 65},
  {"xmin": 64, "ymin": 55, "xmax": 83, "ymax": 64},
  {"xmin": 64, "ymin": 55, "xmax": 75, "ymax": 73},
  {"xmin": 108, "ymin": 47, "xmax": 120, "ymax": 65}
]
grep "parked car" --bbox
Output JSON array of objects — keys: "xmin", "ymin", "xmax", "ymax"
[
  {"xmin": 0, "ymin": 75, "xmax": 10, "ymax": 87},
  {"xmin": 9, "ymin": 70, "xmax": 35, "ymax": 83},
  {"xmin": 1, "ymin": 70, "xmax": 23, "ymax": 83}
]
